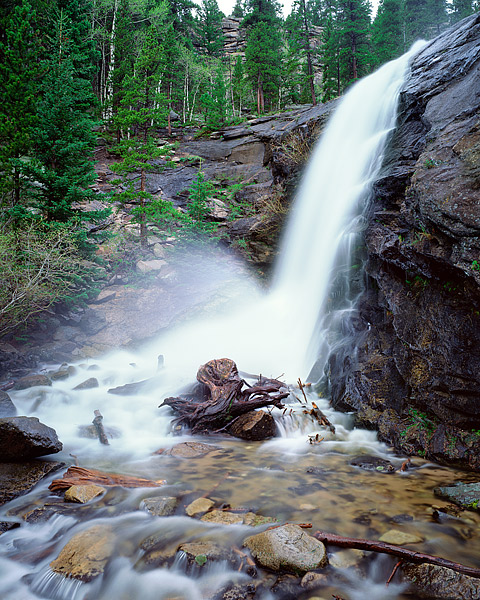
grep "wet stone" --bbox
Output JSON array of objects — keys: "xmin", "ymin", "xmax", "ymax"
[
  {"xmin": 228, "ymin": 410, "xmax": 276, "ymax": 440},
  {"xmin": 185, "ymin": 497, "xmax": 215, "ymax": 516},
  {"xmin": 64, "ymin": 484, "xmax": 105, "ymax": 503},
  {"xmin": 434, "ymin": 482, "xmax": 480, "ymax": 510},
  {"xmin": 379, "ymin": 529, "xmax": 423, "ymax": 545},
  {"xmin": 178, "ymin": 541, "xmax": 239, "ymax": 568},
  {"xmin": 244, "ymin": 524, "xmax": 328, "ymax": 574},
  {"xmin": 161, "ymin": 441, "xmax": 221, "ymax": 458},
  {"xmin": 0, "ymin": 391, "xmax": 16, "ymax": 417},
  {"xmin": 0, "ymin": 417, "xmax": 62, "ymax": 461},
  {"xmin": 50, "ymin": 524, "xmax": 115, "ymax": 582},
  {"xmin": 402, "ymin": 563, "xmax": 480, "ymax": 599},
  {"xmin": 48, "ymin": 368, "xmax": 71, "ymax": 381},
  {"xmin": 12, "ymin": 374, "xmax": 52, "ymax": 390},
  {"xmin": 73, "ymin": 377, "xmax": 99, "ymax": 390},
  {"xmin": 201, "ymin": 510, "xmax": 244, "ymax": 525},
  {"xmin": 0, "ymin": 461, "xmax": 64, "ymax": 506},
  {"xmin": 142, "ymin": 496, "xmax": 177, "ymax": 516},
  {"xmin": 77, "ymin": 424, "xmax": 122, "ymax": 440}
]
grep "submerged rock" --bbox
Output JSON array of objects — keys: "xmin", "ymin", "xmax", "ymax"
[
  {"xmin": 0, "ymin": 416, "xmax": 62, "ymax": 461},
  {"xmin": 142, "ymin": 496, "xmax": 178, "ymax": 516},
  {"xmin": 349, "ymin": 455, "xmax": 396, "ymax": 473},
  {"xmin": 159, "ymin": 441, "xmax": 221, "ymax": 458},
  {"xmin": 50, "ymin": 524, "xmax": 115, "ymax": 582},
  {"xmin": 244, "ymin": 524, "xmax": 328, "ymax": 574},
  {"xmin": 379, "ymin": 529, "xmax": 423, "ymax": 545}
]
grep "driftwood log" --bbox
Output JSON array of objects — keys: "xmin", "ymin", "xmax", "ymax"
[
  {"xmin": 159, "ymin": 358, "xmax": 289, "ymax": 434},
  {"xmin": 49, "ymin": 466, "xmax": 165, "ymax": 492},
  {"xmin": 314, "ymin": 530, "xmax": 480, "ymax": 580}
]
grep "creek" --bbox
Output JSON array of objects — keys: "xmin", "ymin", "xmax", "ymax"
[{"xmin": 1, "ymin": 42, "xmax": 480, "ymax": 600}]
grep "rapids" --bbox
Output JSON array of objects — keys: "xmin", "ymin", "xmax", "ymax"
[{"xmin": 1, "ymin": 41, "xmax": 480, "ymax": 600}]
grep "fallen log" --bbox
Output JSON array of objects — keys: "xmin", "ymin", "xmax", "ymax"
[
  {"xmin": 313, "ymin": 530, "xmax": 480, "ymax": 579},
  {"xmin": 159, "ymin": 358, "xmax": 289, "ymax": 434},
  {"xmin": 49, "ymin": 466, "xmax": 165, "ymax": 492}
]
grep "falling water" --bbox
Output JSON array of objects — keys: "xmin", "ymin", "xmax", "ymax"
[{"xmin": 4, "ymin": 42, "xmax": 476, "ymax": 600}]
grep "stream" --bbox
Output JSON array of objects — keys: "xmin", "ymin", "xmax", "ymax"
[{"xmin": 2, "ymin": 41, "xmax": 480, "ymax": 600}]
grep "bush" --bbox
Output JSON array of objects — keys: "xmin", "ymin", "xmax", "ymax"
[{"xmin": 0, "ymin": 221, "xmax": 102, "ymax": 336}]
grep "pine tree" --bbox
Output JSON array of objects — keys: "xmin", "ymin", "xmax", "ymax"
[
  {"xmin": 321, "ymin": 10, "xmax": 340, "ymax": 100},
  {"xmin": 197, "ymin": 0, "xmax": 225, "ymax": 56},
  {"xmin": 336, "ymin": 0, "xmax": 372, "ymax": 88},
  {"xmin": 449, "ymin": 0, "xmax": 475, "ymax": 23},
  {"xmin": 232, "ymin": 0, "xmax": 244, "ymax": 16},
  {"xmin": 243, "ymin": 0, "xmax": 283, "ymax": 113},
  {"xmin": 111, "ymin": 25, "xmax": 168, "ymax": 246},
  {"xmin": 404, "ymin": 0, "xmax": 447, "ymax": 44},
  {"xmin": 371, "ymin": 0, "xmax": 405, "ymax": 68},
  {"xmin": 199, "ymin": 62, "xmax": 228, "ymax": 128},
  {"xmin": 0, "ymin": 0, "xmax": 40, "ymax": 209}
]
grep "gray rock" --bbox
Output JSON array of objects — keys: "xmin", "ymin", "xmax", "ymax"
[
  {"xmin": 142, "ymin": 496, "xmax": 177, "ymax": 516},
  {"xmin": 0, "ymin": 391, "xmax": 16, "ymax": 417},
  {"xmin": 0, "ymin": 460, "xmax": 64, "ymax": 506},
  {"xmin": 244, "ymin": 524, "xmax": 328, "ymax": 574},
  {"xmin": 402, "ymin": 563, "xmax": 480, "ymax": 599},
  {"xmin": 12, "ymin": 374, "xmax": 52, "ymax": 390},
  {"xmin": 434, "ymin": 482, "xmax": 480, "ymax": 510},
  {"xmin": 349, "ymin": 455, "xmax": 396, "ymax": 473},
  {"xmin": 73, "ymin": 377, "xmax": 99, "ymax": 390},
  {"xmin": 0, "ymin": 416, "xmax": 62, "ymax": 461}
]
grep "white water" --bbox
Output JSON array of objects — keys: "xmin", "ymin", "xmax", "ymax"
[{"xmin": 0, "ymin": 44, "xmax": 434, "ymax": 600}]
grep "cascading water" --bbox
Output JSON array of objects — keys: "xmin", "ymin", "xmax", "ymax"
[{"xmin": 3, "ymin": 41, "xmax": 479, "ymax": 600}]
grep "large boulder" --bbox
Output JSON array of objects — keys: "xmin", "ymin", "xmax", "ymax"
[
  {"xmin": 0, "ymin": 460, "xmax": 64, "ymax": 506},
  {"xmin": 0, "ymin": 391, "xmax": 16, "ymax": 417},
  {"xmin": 0, "ymin": 416, "xmax": 62, "ymax": 461},
  {"xmin": 228, "ymin": 410, "xmax": 276, "ymax": 440},
  {"xmin": 244, "ymin": 524, "xmax": 328, "ymax": 574},
  {"xmin": 402, "ymin": 563, "xmax": 480, "ymax": 599}
]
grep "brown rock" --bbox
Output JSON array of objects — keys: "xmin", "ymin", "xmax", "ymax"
[
  {"xmin": 162, "ymin": 441, "xmax": 220, "ymax": 458},
  {"xmin": 228, "ymin": 410, "xmax": 276, "ymax": 440},
  {"xmin": 64, "ymin": 484, "xmax": 105, "ymax": 503},
  {"xmin": 50, "ymin": 525, "xmax": 115, "ymax": 582},
  {"xmin": 12, "ymin": 374, "xmax": 52, "ymax": 390},
  {"xmin": 402, "ymin": 562, "xmax": 480, "ymax": 599},
  {"xmin": 73, "ymin": 378, "xmax": 99, "ymax": 390},
  {"xmin": 142, "ymin": 496, "xmax": 178, "ymax": 516},
  {"xmin": 185, "ymin": 497, "xmax": 214, "ymax": 516},
  {"xmin": 0, "ymin": 460, "xmax": 64, "ymax": 506}
]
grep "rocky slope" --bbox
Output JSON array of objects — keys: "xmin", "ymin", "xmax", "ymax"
[{"xmin": 330, "ymin": 14, "xmax": 480, "ymax": 469}]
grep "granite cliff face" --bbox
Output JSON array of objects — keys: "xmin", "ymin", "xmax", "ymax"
[{"xmin": 329, "ymin": 14, "xmax": 480, "ymax": 469}]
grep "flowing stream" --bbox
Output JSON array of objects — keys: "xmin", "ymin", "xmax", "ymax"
[{"xmin": 2, "ymin": 43, "xmax": 480, "ymax": 600}]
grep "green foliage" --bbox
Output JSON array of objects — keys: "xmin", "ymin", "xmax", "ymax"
[
  {"xmin": 401, "ymin": 407, "xmax": 436, "ymax": 438},
  {"xmin": 186, "ymin": 171, "xmax": 215, "ymax": 230},
  {"xmin": 196, "ymin": 0, "xmax": 225, "ymax": 56},
  {"xmin": 472, "ymin": 260, "xmax": 480, "ymax": 271},
  {"xmin": 0, "ymin": 220, "xmax": 104, "ymax": 335},
  {"xmin": 195, "ymin": 554, "xmax": 207, "ymax": 566},
  {"xmin": 199, "ymin": 63, "xmax": 228, "ymax": 130},
  {"xmin": 371, "ymin": 0, "xmax": 405, "ymax": 68}
]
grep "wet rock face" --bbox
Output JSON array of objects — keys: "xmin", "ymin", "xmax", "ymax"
[
  {"xmin": 0, "ymin": 416, "xmax": 62, "ymax": 461},
  {"xmin": 330, "ymin": 14, "xmax": 480, "ymax": 470}
]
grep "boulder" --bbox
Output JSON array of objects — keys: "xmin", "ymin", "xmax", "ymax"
[
  {"xmin": 50, "ymin": 524, "xmax": 115, "ymax": 582},
  {"xmin": 64, "ymin": 484, "xmax": 105, "ymax": 503},
  {"xmin": 402, "ymin": 563, "xmax": 480, "ymax": 599},
  {"xmin": 12, "ymin": 374, "xmax": 52, "ymax": 390},
  {"xmin": 0, "ymin": 417, "xmax": 62, "ymax": 461},
  {"xmin": 136, "ymin": 259, "xmax": 167, "ymax": 274},
  {"xmin": 244, "ymin": 524, "xmax": 328, "ymax": 574},
  {"xmin": 0, "ymin": 460, "xmax": 64, "ymax": 506},
  {"xmin": 0, "ymin": 391, "xmax": 16, "ymax": 417},
  {"xmin": 228, "ymin": 410, "xmax": 276, "ymax": 440}
]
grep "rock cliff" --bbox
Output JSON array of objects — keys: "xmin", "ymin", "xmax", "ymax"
[{"xmin": 329, "ymin": 14, "xmax": 480, "ymax": 469}]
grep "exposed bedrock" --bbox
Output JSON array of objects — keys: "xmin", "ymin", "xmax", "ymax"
[{"xmin": 329, "ymin": 14, "xmax": 480, "ymax": 469}]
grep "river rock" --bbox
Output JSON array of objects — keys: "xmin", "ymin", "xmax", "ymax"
[
  {"xmin": 136, "ymin": 259, "xmax": 167, "ymax": 274},
  {"xmin": 161, "ymin": 441, "xmax": 221, "ymax": 458},
  {"xmin": 379, "ymin": 529, "xmax": 423, "ymax": 545},
  {"xmin": 434, "ymin": 482, "xmax": 480, "ymax": 510},
  {"xmin": 0, "ymin": 391, "xmax": 16, "ymax": 417},
  {"xmin": 349, "ymin": 455, "xmax": 396, "ymax": 473},
  {"xmin": 12, "ymin": 374, "xmax": 52, "ymax": 390},
  {"xmin": 0, "ymin": 417, "xmax": 62, "ymax": 461},
  {"xmin": 185, "ymin": 497, "xmax": 215, "ymax": 516},
  {"xmin": 244, "ymin": 524, "xmax": 328, "ymax": 574},
  {"xmin": 73, "ymin": 377, "xmax": 99, "ymax": 390},
  {"xmin": 228, "ymin": 410, "xmax": 276, "ymax": 440},
  {"xmin": 201, "ymin": 510, "xmax": 244, "ymax": 525},
  {"xmin": 178, "ymin": 541, "xmax": 239, "ymax": 569},
  {"xmin": 142, "ymin": 496, "xmax": 177, "ymax": 516},
  {"xmin": 78, "ymin": 424, "xmax": 122, "ymax": 440},
  {"xmin": 64, "ymin": 484, "xmax": 105, "ymax": 503},
  {"xmin": 50, "ymin": 524, "xmax": 115, "ymax": 582},
  {"xmin": 0, "ymin": 460, "xmax": 64, "ymax": 506},
  {"xmin": 402, "ymin": 562, "xmax": 480, "ymax": 599}
]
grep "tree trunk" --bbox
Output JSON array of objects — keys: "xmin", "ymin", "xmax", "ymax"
[
  {"xmin": 104, "ymin": 0, "xmax": 117, "ymax": 120},
  {"xmin": 300, "ymin": 0, "xmax": 316, "ymax": 106},
  {"xmin": 139, "ymin": 167, "xmax": 147, "ymax": 247}
]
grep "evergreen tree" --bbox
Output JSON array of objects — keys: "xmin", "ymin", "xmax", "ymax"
[
  {"xmin": 111, "ymin": 25, "xmax": 168, "ymax": 246},
  {"xmin": 0, "ymin": 0, "xmax": 40, "ymax": 209},
  {"xmin": 449, "ymin": 0, "xmax": 475, "ymax": 23},
  {"xmin": 321, "ymin": 10, "xmax": 340, "ymax": 100},
  {"xmin": 232, "ymin": 0, "xmax": 244, "ymax": 16},
  {"xmin": 243, "ymin": 0, "xmax": 283, "ymax": 113},
  {"xmin": 231, "ymin": 55, "xmax": 247, "ymax": 114},
  {"xmin": 197, "ymin": 0, "xmax": 225, "ymax": 56},
  {"xmin": 336, "ymin": 0, "xmax": 372, "ymax": 88},
  {"xmin": 371, "ymin": 0, "xmax": 405, "ymax": 67},
  {"xmin": 25, "ymin": 8, "xmax": 98, "ymax": 223},
  {"xmin": 404, "ymin": 0, "xmax": 447, "ymax": 44}
]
